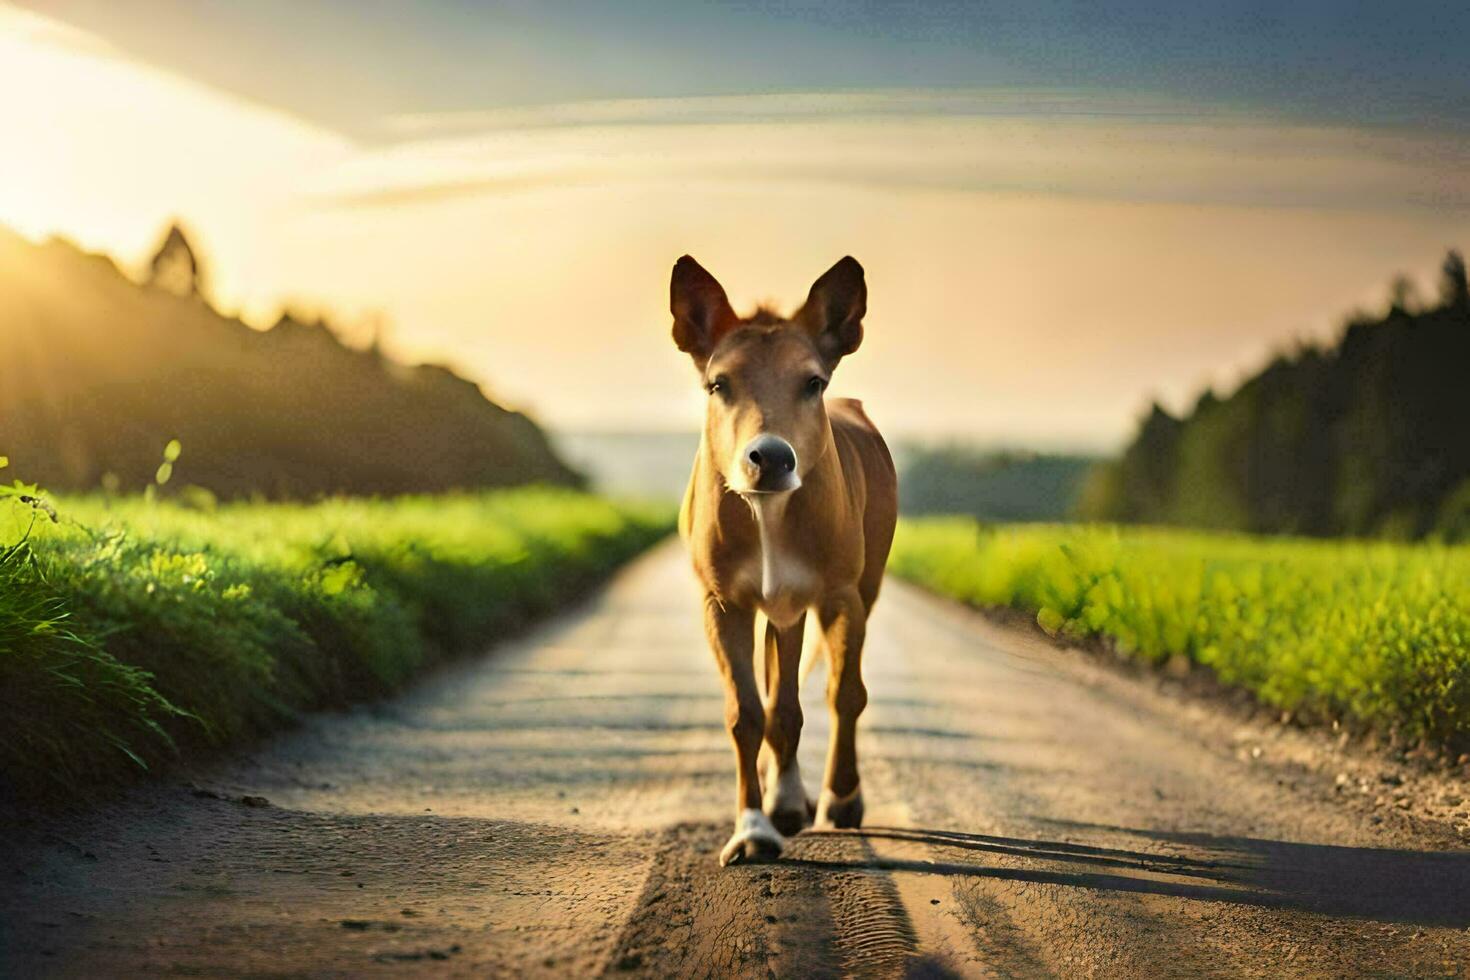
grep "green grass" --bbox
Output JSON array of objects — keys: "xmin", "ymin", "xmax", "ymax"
[
  {"xmin": 890, "ymin": 520, "xmax": 1470, "ymax": 745},
  {"xmin": 0, "ymin": 488, "xmax": 672, "ymax": 800}
]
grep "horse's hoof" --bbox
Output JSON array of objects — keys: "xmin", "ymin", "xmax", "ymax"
[
  {"xmin": 719, "ymin": 809, "xmax": 785, "ymax": 866},
  {"xmin": 768, "ymin": 807, "xmax": 808, "ymax": 837},
  {"xmin": 762, "ymin": 760, "xmax": 812, "ymax": 837},
  {"xmin": 814, "ymin": 785, "xmax": 864, "ymax": 829}
]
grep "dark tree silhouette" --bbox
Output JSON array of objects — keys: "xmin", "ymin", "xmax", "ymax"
[
  {"xmin": 147, "ymin": 222, "xmax": 206, "ymax": 298},
  {"xmin": 1441, "ymin": 250, "xmax": 1469, "ymax": 311},
  {"xmin": 1387, "ymin": 274, "xmax": 1420, "ymax": 316},
  {"xmin": 1081, "ymin": 250, "xmax": 1470, "ymax": 540}
]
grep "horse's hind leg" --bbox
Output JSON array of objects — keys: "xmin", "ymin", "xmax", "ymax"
[
  {"xmin": 815, "ymin": 588, "xmax": 866, "ymax": 829},
  {"xmin": 761, "ymin": 615, "xmax": 810, "ymax": 836}
]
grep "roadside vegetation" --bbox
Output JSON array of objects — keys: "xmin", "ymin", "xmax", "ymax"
[
  {"xmin": 890, "ymin": 520, "xmax": 1470, "ymax": 746},
  {"xmin": 0, "ymin": 483, "xmax": 671, "ymax": 801}
]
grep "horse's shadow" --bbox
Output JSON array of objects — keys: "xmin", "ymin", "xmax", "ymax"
[{"xmin": 784, "ymin": 819, "xmax": 1470, "ymax": 928}]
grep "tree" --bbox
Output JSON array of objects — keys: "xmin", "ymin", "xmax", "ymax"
[
  {"xmin": 147, "ymin": 222, "xmax": 206, "ymax": 298},
  {"xmin": 1440, "ymin": 249, "xmax": 1469, "ymax": 311},
  {"xmin": 1387, "ymin": 274, "xmax": 1420, "ymax": 316},
  {"xmin": 1090, "ymin": 256, "xmax": 1469, "ymax": 540}
]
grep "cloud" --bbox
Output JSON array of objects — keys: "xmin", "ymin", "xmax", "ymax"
[
  {"xmin": 311, "ymin": 96, "xmax": 1470, "ymax": 213},
  {"xmin": 375, "ymin": 89, "xmax": 1220, "ymax": 137}
]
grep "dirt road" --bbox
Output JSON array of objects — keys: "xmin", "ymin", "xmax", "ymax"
[{"xmin": 4, "ymin": 541, "xmax": 1468, "ymax": 978}]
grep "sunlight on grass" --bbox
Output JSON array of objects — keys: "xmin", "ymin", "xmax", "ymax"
[
  {"xmin": 891, "ymin": 519, "xmax": 1470, "ymax": 743},
  {"xmin": 0, "ymin": 488, "xmax": 673, "ymax": 800}
]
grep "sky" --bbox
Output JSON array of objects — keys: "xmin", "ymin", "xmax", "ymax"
[{"xmin": 3, "ymin": 1, "xmax": 1469, "ymax": 448}]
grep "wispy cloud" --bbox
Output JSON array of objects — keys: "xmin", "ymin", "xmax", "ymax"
[
  {"xmin": 313, "ymin": 95, "xmax": 1470, "ymax": 213},
  {"xmin": 375, "ymin": 89, "xmax": 1228, "ymax": 138}
]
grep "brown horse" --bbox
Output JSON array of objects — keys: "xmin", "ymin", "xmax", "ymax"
[{"xmin": 670, "ymin": 255, "xmax": 898, "ymax": 865}]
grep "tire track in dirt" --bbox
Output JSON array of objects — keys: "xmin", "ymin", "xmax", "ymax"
[
  {"xmin": 786, "ymin": 832, "xmax": 923, "ymax": 977},
  {"xmin": 607, "ymin": 822, "xmax": 963, "ymax": 979},
  {"xmin": 604, "ymin": 822, "xmax": 839, "ymax": 978}
]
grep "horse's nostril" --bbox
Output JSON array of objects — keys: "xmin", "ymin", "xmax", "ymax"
[{"xmin": 741, "ymin": 436, "xmax": 797, "ymax": 483}]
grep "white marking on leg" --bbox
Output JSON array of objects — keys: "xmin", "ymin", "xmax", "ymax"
[
  {"xmin": 762, "ymin": 757, "xmax": 808, "ymax": 816},
  {"xmin": 719, "ymin": 807, "xmax": 785, "ymax": 866}
]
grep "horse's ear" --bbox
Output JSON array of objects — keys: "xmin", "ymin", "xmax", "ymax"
[
  {"xmin": 670, "ymin": 256, "xmax": 739, "ymax": 368},
  {"xmin": 797, "ymin": 256, "xmax": 865, "ymax": 366}
]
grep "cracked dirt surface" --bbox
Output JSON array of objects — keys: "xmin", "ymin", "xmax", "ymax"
[{"xmin": 3, "ymin": 541, "xmax": 1468, "ymax": 978}]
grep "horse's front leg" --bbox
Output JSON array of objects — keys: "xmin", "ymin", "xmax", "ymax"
[
  {"xmin": 704, "ymin": 595, "xmax": 783, "ymax": 865},
  {"xmin": 762, "ymin": 615, "xmax": 811, "ymax": 836}
]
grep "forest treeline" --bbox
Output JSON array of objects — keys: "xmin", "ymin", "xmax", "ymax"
[
  {"xmin": 1079, "ymin": 251, "xmax": 1470, "ymax": 540},
  {"xmin": 0, "ymin": 223, "xmax": 578, "ymax": 497}
]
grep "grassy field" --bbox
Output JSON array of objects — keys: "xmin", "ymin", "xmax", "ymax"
[
  {"xmin": 890, "ymin": 520, "xmax": 1470, "ymax": 745},
  {"xmin": 1, "ymin": 487, "xmax": 671, "ymax": 801}
]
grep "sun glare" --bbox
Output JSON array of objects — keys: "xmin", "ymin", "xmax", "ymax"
[{"xmin": 0, "ymin": 5, "xmax": 347, "ymax": 308}]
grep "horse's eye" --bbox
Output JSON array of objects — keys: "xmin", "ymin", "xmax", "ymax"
[
  {"xmin": 706, "ymin": 376, "xmax": 729, "ymax": 397},
  {"xmin": 805, "ymin": 375, "xmax": 827, "ymax": 398}
]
